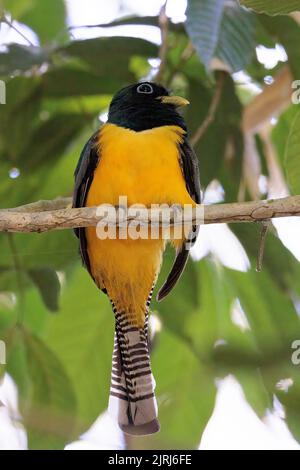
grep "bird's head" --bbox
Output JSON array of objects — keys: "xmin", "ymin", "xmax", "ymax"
[{"xmin": 107, "ymin": 82, "xmax": 189, "ymax": 132}]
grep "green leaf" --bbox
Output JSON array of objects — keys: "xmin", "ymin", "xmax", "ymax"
[
  {"xmin": 27, "ymin": 267, "xmax": 60, "ymax": 312},
  {"xmin": 236, "ymin": 369, "xmax": 272, "ymax": 417},
  {"xmin": 42, "ymin": 67, "xmax": 125, "ymax": 96},
  {"xmin": 18, "ymin": 113, "xmax": 91, "ymax": 171},
  {"xmin": 186, "ymin": 0, "xmax": 256, "ymax": 72},
  {"xmin": 186, "ymin": 74, "xmax": 243, "ymax": 200},
  {"xmin": 226, "ymin": 266, "xmax": 300, "ymax": 354},
  {"xmin": 60, "ymin": 37, "xmax": 158, "ymax": 77},
  {"xmin": 8, "ymin": 329, "xmax": 77, "ymax": 449},
  {"xmin": 18, "ymin": 0, "xmax": 67, "ymax": 44},
  {"xmin": 186, "ymin": 0, "xmax": 224, "ymax": 70},
  {"xmin": 261, "ymin": 15, "xmax": 300, "ymax": 79},
  {"xmin": 240, "ymin": 0, "xmax": 300, "ymax": 15},
  {"xmin": 3, "ymin": 0, "xmax": 34, "ymax": 18},
  {"xmin": 43, "ymin": 267, "xmax": 114, "ymax": 435},
  {"xmin": 0, "ymin": 44, "xmax": 48, "ymax": 77},
  {"xmin": 276, "ymin": 370, "xmax": 300, "ymax": 442},
  {"xmin": 285, "ymin": 110, "xmax": 300, "ymax": 195},
  {"xmin": 90, "ymin": 15, "xmax": 160, "ymax": 29},
  {"xmin": 272, "ymin": 105, "xmax": 298, "ymax": 171},
  {"xmin": 231, "ymin": 223, "xmax": 300, "ymax": 293},
  {"xmin": 216, "ymin": 2, "xmax": 256, "ymax": 73},
  {"xmin": 24, "ymin": 332, "xmax": 77, "ymax": 449}
]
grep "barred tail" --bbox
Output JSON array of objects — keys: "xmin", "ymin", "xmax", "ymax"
[{"xmin": 108, "ymin": 308, "xmax": 159, "ymax": 436}]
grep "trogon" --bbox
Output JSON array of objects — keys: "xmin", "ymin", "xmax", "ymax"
[{"xmin": 73, "ymin": 82, "xmax": 201, "ymax": 436}]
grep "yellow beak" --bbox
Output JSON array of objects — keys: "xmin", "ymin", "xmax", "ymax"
[{"xmin": 158, "ymin": 95, "xmax": 190, "ymax": 107}]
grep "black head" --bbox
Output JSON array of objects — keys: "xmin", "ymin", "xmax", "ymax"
[{"xmin": 107, "ymin": 82, "xmax": 189, "ymax": 132}]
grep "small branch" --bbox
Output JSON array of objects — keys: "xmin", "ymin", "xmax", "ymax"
[
  {"xmin": 154, "ymin": 2, "xmax": 169, "ymax": 84},
  {"xmin": 2, "ymin": 17, "xmax": 34, "ymax": 46},
  {"xmin": 191, "ymin": 72, "xmax": 226, "ymax": 147},
  {"xmin": 0, "ymin": 196, "xmax": 300, "ymax": 233},
  {"xmin": 256, "ymin": 220, "xmax": 271, "ymax": 272},
  {"xmin": 1, "ymin": 197, "xmax": 72, "ymax": 214}
]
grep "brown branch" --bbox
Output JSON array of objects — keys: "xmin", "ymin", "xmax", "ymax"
[
  {"xmin": 243, "ymin": 66, "xmax": 293, "ymax": 135},
  {"xmin": 1, "ymin": 197, "xmax": 71, "ymax": 213},
  {"xmin": 191, "ymin": 72, "xmax": 226, "ymax": 147},
  {"xmin": 0, "ymin": 196, "xmax": 300, "ymax": 233},
  {"xmin": 241, "ymin": 66, "xmax": 293, "ymax": 201},
  {"xmin": 256, "ymin": 220, "xmax": 271, "ymax": 272}
]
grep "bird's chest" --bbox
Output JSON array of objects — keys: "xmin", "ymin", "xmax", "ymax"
[{"xmin": 86, "ymin": 123, "xmax": 191, "ymax": 207}]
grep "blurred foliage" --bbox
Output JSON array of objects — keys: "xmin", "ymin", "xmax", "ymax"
[
  {"xmin": 239, "ymin": 0, "xmax": 300, "ymax": 16},
  {"xmin": 0, "ymin": 0, "xmax": 300, "ymax": 450}
]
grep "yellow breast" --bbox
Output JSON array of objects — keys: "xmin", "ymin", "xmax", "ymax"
[{"xmin": 86, "ymin": 123, "xmax": 195, "ymax": 208}]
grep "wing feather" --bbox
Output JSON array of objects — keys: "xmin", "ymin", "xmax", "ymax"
[
  {"xmin": 73, "ymin": 132, "xmax": 99, "ymax": 275},
  {"xmin": 157, "ymin": 137, "xmax": 201, "ymax": 301}
]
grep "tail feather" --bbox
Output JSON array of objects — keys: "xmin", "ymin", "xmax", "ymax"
[{"xmin": 108, "ymin": 295, "xmax": 160, "ymax": 435}]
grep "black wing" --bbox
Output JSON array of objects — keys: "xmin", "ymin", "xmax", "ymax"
[
  {"xmin": 157, "ymin": 137, "xmax": 201, "ymax": 301},
  {"xmin": 73, "ymin": 131, "xmax": 100, "ymax": 276}
]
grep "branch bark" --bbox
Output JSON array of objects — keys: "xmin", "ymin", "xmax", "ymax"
[{"xmin": 0, "ymin": 196, "xmax": 300, "ymax": 233}]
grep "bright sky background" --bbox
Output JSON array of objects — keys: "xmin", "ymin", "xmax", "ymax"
[{"xmin": 1, "ymin": 0, "xmax": 300, "ymax": 451}]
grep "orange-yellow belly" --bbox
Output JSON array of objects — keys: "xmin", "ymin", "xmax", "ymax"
[{"xmin": 85, "ymin": 123, "xmax": 195, "ymax": 325}]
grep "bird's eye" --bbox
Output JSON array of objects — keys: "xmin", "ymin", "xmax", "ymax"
[{"xmin": 137, "ymin": 83, "xmax": 153, "ymax": 94}]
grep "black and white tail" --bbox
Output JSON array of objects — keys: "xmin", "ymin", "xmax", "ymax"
[{"xmin": 108, "ymin": 302, "xmax": 159, "ymax": 435}]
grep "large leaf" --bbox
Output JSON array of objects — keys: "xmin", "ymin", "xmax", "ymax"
[
  {"xmin": 261, "ymin": 15, "xmax": 300, "ymax": 79},
  {"xmin": 185, "ymin": 0, "xmax": 256, "ymax": 72},
  {"xmin": 3, "ymin": 0, "xmax": 35, "ymax": 18},
  {"xmin": 18, "ymin": 113, "xmax": 90, "ymax": 171},
  {"xmin": 44, "ymin": 267, "xmax": 114, "ymax": 436},
  {"xmin": 0, "ymin": 44, "xmax": 48, "ymax": 77},
  {"xmin": 18, "ymin": 0, "xmax": 67, "ymax": 44},
  {"xmin": 272, "ymin": 104, "xmax": 298, "ymax": 171},
  {"xmin": 186, "ymin": 0, "xmax": 224, "ymax": 70},
  {"xmin": 60, "ymin": 37, "xmax": 158, "ymax": 77},
  {"xmin": 231, "ymin": 222, "xmax": 300, "ymax": 293},
  {"xmin": 27, "ymin": 267, "xmax": 60, "ymax": 312},
  {"xmin": 186, "ymin": 74, "xmax": 243, "ymax": 200},
  {"xmin": 284, "ymin": 109, "xmax": 300, "ymax": 195},
  {"xmin": 7, "ymin": 328, "xmax": 77, "ymax": 449},
  {"xmin": 240, "ymin": 0, "xmax": 300, "ymax": 15},
  {"xmin": 226, "ymin": 266, "xmax": 300, "ymax": 355},
  {"xmin": 42, "ymin": 68, "xmax": 123, "ymax": 97}
]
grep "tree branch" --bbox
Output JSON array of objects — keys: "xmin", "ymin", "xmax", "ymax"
[
  {"xmin": 191, "ymin": 72, "xmax": 226, "ymax": 147},
  {"xmin": 243, "ymin": 66, "xmax": 293, "ymax": 135},
  {"xmin": 0, "ymin": 196, "xmax": 300, "ymax": 233}
]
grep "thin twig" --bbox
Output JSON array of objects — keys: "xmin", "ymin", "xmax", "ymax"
[
  {"xmin": 191, "ymin": 72, "xmax": 226, "ymax": 147},
  {"xmin": 165, "ymin": 42, "xmax": 194, "ymax": 88},
  {"xmin": 155, "ymin": 1, "xmax": 169, "ymax": 84},
  {"xmin": 2, "ymin": 17, "xmax": 34, "ymax": 47},
  {"xmin": 256, "ymin": 220, "xmax": 271, "ymax": 272}
]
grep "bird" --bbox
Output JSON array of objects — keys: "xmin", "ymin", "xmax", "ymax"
[{"xmin": 73, "ymin": 81, "xmax": 200, "ymax": 436}]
